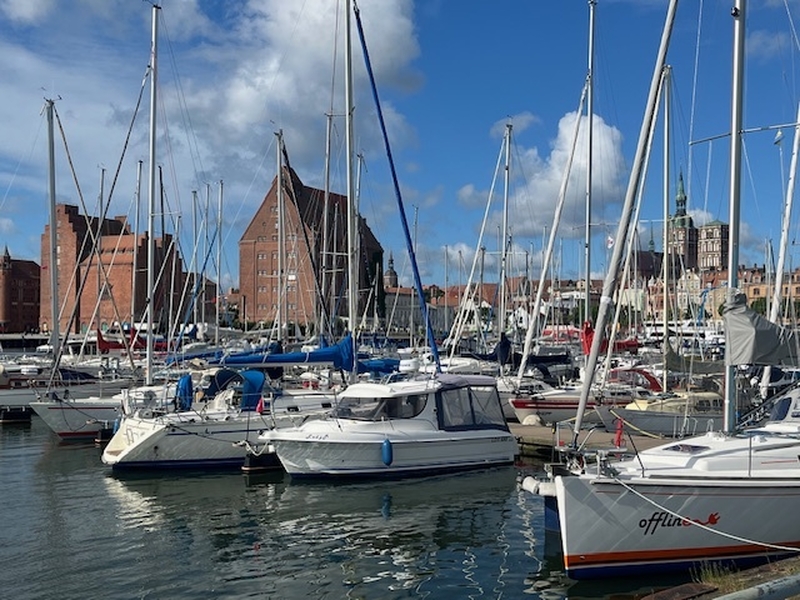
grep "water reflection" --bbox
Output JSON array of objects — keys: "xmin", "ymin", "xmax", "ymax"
[
  {"xmin": 1, "ymin": 420, "xmax": 690, "ymax": 599},
  {"xmin": 104, "ymin": 466, "xmax": 543, "ymax": 598}
]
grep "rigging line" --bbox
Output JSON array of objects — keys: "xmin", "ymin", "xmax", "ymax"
[
  {"xmin": 0, "ymin": 109, "xmax": 44, "ymax": 214},
  {"xmin": 353, "ymin": 0, "xmax": 440, "ymax": 371},
  {"xmin": 740, "ymin": 138, "xmax": 764, "ymax": 224},
  {"xmin": 51, "ymin": 107, "xmax": 139, "ymax": 370},
  {"xmin": 158, "ymin": 10, "xmax": 207, "ymax": 194},
  {"xmin": 50, "ymin": 60, "xmax": 148, "ymax": 347},
  {"xmin": 447, "ymin": 137, "xmax": 505, "ymax": 358},
  {"xmin": 686, "ymin": 0, "xmax": 704, "ymax": 207},
  {"xmin": 783, "ymin": 0, "xmax": 800, "ymax": 54},
  {"xmin": 613, "ymin": 475, "xmax": 800, "ymax": 553}
]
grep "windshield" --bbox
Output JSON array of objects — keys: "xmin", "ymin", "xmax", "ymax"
[{"xmin": 332, "ymin": 393, "xmax": 428, "ymax": 421}]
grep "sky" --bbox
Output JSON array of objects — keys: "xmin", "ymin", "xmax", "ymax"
[{"xmin": 1, "ymin": 0, "xmax": 800, "ymax": 295}]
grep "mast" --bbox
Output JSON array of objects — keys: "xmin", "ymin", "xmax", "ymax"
[
  {"xmin": 724, "ymin": 0, "xmax": 745, "ymax": 433},
  {"xmin": 216, "ymin": 179, "xmax": 223, "ymax": 346},
  {"xmin": 662, "ymin": 65, "xmax": 671, "ymax": 392},
  {"xmin": 191, "ymin": 189, "xmax": 199, "ymax": 326},
  {"xmin": 759, "ymin": 102, "xmax": 800, "ymax": 399},
  {"xmin": 572, "ymin": 0, "xmax": 678, "ymax": 441},
  {"xmin": 321, "ymin": 112, "xmax": 333, "ymax": 340},
  {"xmin": 145, "ymin": 3, "xmax": 159, "ymax": 386},
  {"xmin": 584, "ymin": 0, "xmax": 596, "ymax": 324},
  {"xmin": 132, "ymin": 160, "xmax": 143, "ymax": 323},
  {"xmin": 276, "ymin": 129, "xmax": 286, "ymax": 345},
  {"xmin": 499, "ymin": 123, "xmax": 511, "ymax": 339},
  {"xmin": 345, "ymin": 0, "xmax": 358, "ymax": 383},
  {"xmin": 45, "ymin": 99, "xmax": 59, "ymax": 349}
]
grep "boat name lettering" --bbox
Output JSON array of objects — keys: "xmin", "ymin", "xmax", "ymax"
[
  {"xmin": 638, "ymin": 511, "xmax": 720, "ymax": 535},
  {"xmin": 304, "ymin": 433, "xmax": 329, "ymax": 441}
]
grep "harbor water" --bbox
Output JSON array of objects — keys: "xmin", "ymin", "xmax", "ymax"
[{"xmin": 0, "ymin": 418, "xmax": 690, "ymax": 599}]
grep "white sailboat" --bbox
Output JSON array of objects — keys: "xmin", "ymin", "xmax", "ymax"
[
  {"xmin": 101, "ymin": 369, "xmax": 336, "ymax": 470},
  {"xmin": 522, "ymin": 0, "xmax": 800, "ymax": 580}
]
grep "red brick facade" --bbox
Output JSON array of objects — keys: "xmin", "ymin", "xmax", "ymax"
[
  {"xmin": 239, "ymin": 168, "xmax": 383, "ymax": 336},
  {"xmin": 0, "ymin": 246, "xmax": 40, "ymax": 333},
  {"xmin": 39, "ymin": 204, "xmax": 206, "ymax": 335}
]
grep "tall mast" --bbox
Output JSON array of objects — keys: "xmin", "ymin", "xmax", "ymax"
[
  {"xmin": 572, "ymin": 0, "xmax": 678, "ymax": 441},
  {"xmin": 216, "ymin": 179, "xmax": 223, "ymax": 346},
  {"xmin": 759, "ymin": 102, "xmax": 800, "ymax": 398},
  {"xmin": 132, "ymin": 160, "xmax": 143, "ymax": 323},
  {"xmin": 724, "ymin": 0, "xmax": 745, "ymax": 433},
  {"xmin": 145, "ymin": 3, "xmax": 159, "ymax": 386},
  {"xmin": 499, "ymin": 123, "xmax": 511, "ymax": 338},
  {"xmin": 584, "ymin": 0, "xmax": 596, "ymax": 323},
  {"xmin": 320, "ymin": 112, "xmax": 333, "ymax": 340},
  {"xmin": 45, "ymin": 99, "xmax": 59, "ymax": 349},
  {"xmin": 345, "ymin": 0, "xmax": 358, "ymax": 383},
  {"xmin": 662, "ymin": 65, "xmax": 671, "ymax": 393},
  {"xmin": 276, "ymin": 129, "xmax": 285, "ymax": 344}
]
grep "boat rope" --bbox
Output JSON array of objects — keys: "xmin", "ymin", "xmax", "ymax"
[
  {"xmin": 613, "ymin": 476, "xmax": 800, "ymax": 553},
  {"xmin": 609, "ymin": 409, "xmax": 665, "ymax": 439}
]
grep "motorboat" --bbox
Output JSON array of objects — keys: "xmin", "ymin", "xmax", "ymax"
[
  {"xmin": 255, "ymin": 372, "xmax": 518, "ymax": 478},
  {"xmin": 101, "ymin": 370, "xmax": 337, "ymax": 470}
]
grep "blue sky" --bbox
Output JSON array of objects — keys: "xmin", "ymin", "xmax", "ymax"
[{"xmin": 1, "ymin": 0, "xmax": 799, "ymax": 294}]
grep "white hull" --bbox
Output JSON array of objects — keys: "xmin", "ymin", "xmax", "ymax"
[
  {"xmin": 261, "ymin": 373, "xmax": 519, "ymax": 478},
  {"xmin": 528, "ymin": 383, "xmax": 800, "ymax": 579},
  {"xmin": 29, "ymin": 398, "xmax": 122, "ymax": 439},
  {"xmin": 102, "ymin": 411, "xmax": 272, "ymax": 469},
  {"xmin": 269, "ymin": 421, "xmax": 517, "ymax": 477},
  {"xmin": 102, "ymin": 388, "xmax": 336, "ymax": 470},
  {"xmin": 555, "ymin": 470, "xmax": 800, "ymax": 579}
]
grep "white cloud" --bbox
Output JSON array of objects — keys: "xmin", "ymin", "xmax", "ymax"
[
  {"xmin": 0, "ymin": 0, "xmax": 54, "ymax": 24},
  {"xmin": 0, "ymin": 217, "xmax": 15, "ymax": 235},
  {"xmin": 490, "ymin": 111, "xmax": 539, "ymax": 139},
  {"xmin": 456, "ymin": 183, "xmax": 488, "ymax": 208},
  {"xmin": 504, "ymin": 110, "xmax": 627, "ymax": 242}
]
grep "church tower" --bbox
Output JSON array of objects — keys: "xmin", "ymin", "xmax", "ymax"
[{"xmin": 383, "ymin": 252, "xmax": 398, "ymax": 288}]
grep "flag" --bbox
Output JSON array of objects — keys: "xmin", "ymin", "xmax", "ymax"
[{"xmin": 606, "ymin": 235, "xmax": 615, "ymax": 249}]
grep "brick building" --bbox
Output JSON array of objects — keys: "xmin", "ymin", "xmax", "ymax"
[
  {"xmin": 239, "ymin": 167, "xmax": 383, "ymax": 338},
  {"xmin": 40, "ymin": 203, "xmax": 203, "ymax": 335},
  {"xmin": 0, "ymin": 246, "xmax": 40, "ymax": 333}
]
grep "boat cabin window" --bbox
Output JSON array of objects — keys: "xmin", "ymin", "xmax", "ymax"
[
  {"xmin": 334, "ymin": 394, "xmax": 429, "ymax": 420},
  {"xmin": 439, "ymin": 384, "xmax": 507, "ymax": 430}
]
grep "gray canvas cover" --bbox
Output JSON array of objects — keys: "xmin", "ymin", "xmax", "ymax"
[{"xmin": 723, "ymin": 290, "xmax": 800, "ymax": 366}]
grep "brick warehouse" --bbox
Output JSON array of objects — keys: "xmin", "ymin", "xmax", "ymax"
[
  {"xmin": 239, "ymin": 166, "xmax": 384, "ymax": 337},
  {"xmin": 39, "ymin": 204, "xmax": 213, "ymax": 335},
  {"xmin": 0, "ymin": 246, "xmax": 40, "ymax": 333}
]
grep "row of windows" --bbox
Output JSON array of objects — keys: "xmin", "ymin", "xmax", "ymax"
[
  {"xmin": 256, "ymin": 252, "xmax": 298, "ymax": 260},
  {"xmin": 256, "ymin": 303, "xmax": 298, "ymax": 310},
  {"xmin": 257, "ymin": 270, "xmax": 298, "ymax": 277}
]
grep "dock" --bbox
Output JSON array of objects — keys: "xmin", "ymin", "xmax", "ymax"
[{"xmin": 510, "ymin": 421, "xmax": 669, "ymax": 459}]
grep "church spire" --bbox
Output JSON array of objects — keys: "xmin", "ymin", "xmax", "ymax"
[{"xmin": 675, "ymin": 170, "xmax": 687, "ymax": 216}]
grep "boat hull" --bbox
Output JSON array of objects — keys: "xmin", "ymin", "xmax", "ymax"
[
  {"xmin": 29, "ymin": 399, "xmax": 122, "ymax": 439},
  {"xmin": 556, "ymin": 473, "xmax": 800, "ymax": 579},
  {"xmin": 269, "ymin": 427, "xmax": 518, "ymax": 478},
  {"xmin": 102, "ymin": 412, "xmax": 272, "ymax": 469}
]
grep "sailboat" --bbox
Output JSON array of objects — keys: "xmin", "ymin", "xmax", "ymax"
[{"xmin": 524, "ymin": 0, "xmax": 800, "ymax": 579}]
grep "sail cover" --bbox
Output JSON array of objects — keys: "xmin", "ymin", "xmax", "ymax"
[{"xmin": 724, "ymin": 290, "xmax": 800, "ymax": 366}]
